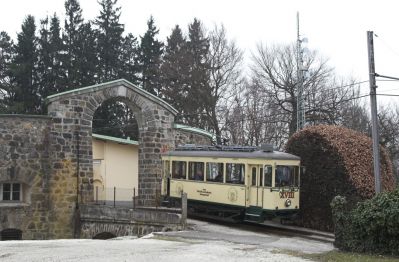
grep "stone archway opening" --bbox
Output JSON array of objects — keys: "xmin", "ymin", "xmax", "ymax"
[
  {"xmin": 93, "ymin": 232, "xmax": 116, "ymax": 240},
  {"xmin": 91, "ymin": 97, "xmax": 140, "ymax": 206},
  {"xmin": 92, "ymin": 97, "xmax": 139, "ymax": 140},
  {"xmin": 1, "ymin": 228, "xmax": 22, "ymax": 240}
]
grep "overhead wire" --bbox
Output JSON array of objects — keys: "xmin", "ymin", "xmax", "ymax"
[
  {"xmin": 374, "ymin": 33, "xmax": 399, "ymax": 59},
  {"xmin": 89, "ymin": 80, "xmax": 373, "ymax": 132}
]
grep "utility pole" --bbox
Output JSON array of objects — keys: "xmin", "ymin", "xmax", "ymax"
[
  {"xmin": 296, "ymin": 12, "xmax": 305, "ymax": 131},
  {"xmin": 367, "ymin": 31, "xmax": 381, "ymax": 194}
]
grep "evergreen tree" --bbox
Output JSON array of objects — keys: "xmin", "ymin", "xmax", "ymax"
[
  {"xmin": 63, "ymin": 0, "xmax": 84, "ymax": 90},
  {"xmin": 160, "ymin": 25, "xmax": 188, "ymax": 113},
  {"xmin": 92, "ymin": 99, "xmax": 138, "ymax": 140},
  {"xmin": 76, "ymin": 22, "xmax": 97, "ymax": 86},
  {"xmin": 9, "ymin": 15, "xmax": 40, "ymax": 114},
  {"xmin": 0, "ymin": 31, "xmax": 14, "ymax": 112},
  {"xmin": 94, "ymin": 0, "xmax": 124, "ymax": 82},
  {"xmin": 184, "ymin": 18, "xmax": 210, "ymax": 128},
  {"xmin": 139, "ymin": 16, "xmax": 163, "ymax": 96},
  {"xmin": 37, "ymin": 14, "xmax": 64, "ymax": 112},
  {"xmin": 119, "ymin": 33, "xmax": 140, "ymax": 85}
]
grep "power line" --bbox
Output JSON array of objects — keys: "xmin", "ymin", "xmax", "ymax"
[
  {"xmin": 376, "ymin": 79, "xmax": 399, "ymax": 82},
  {"xmin": 221, "ymin": 93, "xmax": 371, "ymax": 125},
  {"xmin": 377, "ymin": 93, "xmax": 399, "ymax": 97},
  {"xmin": 374, "ymin": 33, "xmax": 399, "ymax": 58}
]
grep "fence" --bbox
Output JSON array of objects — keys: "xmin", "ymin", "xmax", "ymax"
[{"xmin": 93, "ymin": 186, "xmax": 162, "ymax": 208}]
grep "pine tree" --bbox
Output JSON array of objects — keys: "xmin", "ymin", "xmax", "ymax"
[
  {"xmin": 94, "ymin": 0, "xmax": 124, "ymax": 82},
  {"xmin": 0, "ymin": 31, "xmax": 14, "ymax": 112},
  {"xmin": 63, "ymin": 0, "xmax": 84, "ymax": 89},
  {"xmin": 139, "ymin": 16, "xmax": 163, "ymax": 96},
  {"xmin": 119, "ymin": 33, "xmax": 140, "ymax": 85},
  {"xmin": 92, "ymin": 99, "xmax": 138, "ymax": 140},
  {"xmin": 184, "ymin": 18, "xmax": 210, "ymax": 128},
  {"xmin": 160, "ymin": 25, "xmax": 188, "ymax": 113},
  {"xmin": 9, "ymin": 15, "xmax": 40, "ymax": 114},
  {"xmin": 76, "ymin": 22, "xmax": 97, "ymax": 86},
  {"xmin": 37, "ymin": 14, "xmax": 65, "ymax": 112}
]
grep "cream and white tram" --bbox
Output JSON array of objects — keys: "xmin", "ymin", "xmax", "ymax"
[{"xmin": 161, "ymin": 144, "xmax": 301, "ymax": 222}]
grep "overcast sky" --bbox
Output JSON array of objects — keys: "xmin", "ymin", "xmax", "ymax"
[{"xmin": 1, "ymin": 0, "xmax": 398, "ymax": 105}]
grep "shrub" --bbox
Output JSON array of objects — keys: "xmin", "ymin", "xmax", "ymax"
[{"xmin": 331, "ymin": 188, "xmax": 399, "ymax": 256}]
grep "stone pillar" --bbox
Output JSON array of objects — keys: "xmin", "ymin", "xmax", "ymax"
[
  {"xmin": 138, "ymin": 105, "xmax": 175, "ymax": 206},
  {"xmin": 47, "ymin": 97, "xmax": 94, "ymax": 238}
]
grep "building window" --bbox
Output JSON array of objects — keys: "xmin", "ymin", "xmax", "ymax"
[{"xmin": 1, "ymin": 183, "xmax": 21, "ymax": 201}]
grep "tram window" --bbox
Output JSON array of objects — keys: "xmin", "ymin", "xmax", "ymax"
[
  {"xmin": 172, "ymin": 161, "xmax": 186, "ymax": 179},
  {"xmin": 259, "ymin": 168, "xmax": 263, "ymax": 186},
  {"xmin": 275, "ymin": 166, "xmax": 298, "ymax": 187},
  {"xmin": 251, "ymin": 167, "xmax": 256, "ymax": 186},
  {"xmin": 264, "ymin": 166, "xmax": 272, "ymax": 187},
  {"xmin": 226, "ymin": 163, "xmax": 245, "ymax": 184},
  {"xmin": 206, "ymin": 162, "xmax": 224, "ymax": 182},
  {"xmin": 188, "ymin": 162, "xmax": 205, "ymax": 181}
]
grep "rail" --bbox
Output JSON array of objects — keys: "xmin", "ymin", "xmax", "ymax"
[{"xmin": 93, "ymin": 186, "xmax": 163, "ymax": 208}]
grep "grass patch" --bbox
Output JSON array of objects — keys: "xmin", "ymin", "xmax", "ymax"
[{"xmin": 273, "ymin": 249, "xmax": 399, "ymax": 262}]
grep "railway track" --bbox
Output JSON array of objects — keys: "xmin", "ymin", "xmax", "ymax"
[
  {"xmin": 188, "ymin": 215, "xmax": 335, "ymax": 243},
  {"xmin": 242, "ymin": 221, "xmax": 335, "ymax": 243}
]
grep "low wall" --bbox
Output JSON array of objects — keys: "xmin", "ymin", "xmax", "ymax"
[{"xmin": 79, "ymin": 204, "xmax": 185, "ymax": 238}]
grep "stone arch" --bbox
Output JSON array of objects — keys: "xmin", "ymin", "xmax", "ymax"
[
  {"xmin": 1, "ymin": 228, "xmax": 22, "ymax": 240},
  {"xmin": 46, "ymin": 79, "xmax": 178, "ymax": 210},
  {"xmin": 93, "ymin": 232, "xmax": 116, "ymax": 240}
]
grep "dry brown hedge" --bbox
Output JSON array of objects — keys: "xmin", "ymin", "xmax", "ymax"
[{"xmin": 285, "ymin": 125, "xmax": 395, "ymax": 232}]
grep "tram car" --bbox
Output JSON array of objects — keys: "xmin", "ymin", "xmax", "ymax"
[{"xmin": 161, "ymin": 144, "xmax": 302, "ymax": 223}]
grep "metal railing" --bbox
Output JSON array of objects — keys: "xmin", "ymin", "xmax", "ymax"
[{"xmin": 93, "ymin": 186, "xmax": 162, "ymax": 208}]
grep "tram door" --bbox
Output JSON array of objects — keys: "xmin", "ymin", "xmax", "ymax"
[{"xmin": 249, "ymin": 165, "xmax": 263, "ymax": 207}]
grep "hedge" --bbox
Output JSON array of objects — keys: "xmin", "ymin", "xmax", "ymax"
[{"xmin": 286, "ymin": 125, "xmax": 395, "ymax": 231}]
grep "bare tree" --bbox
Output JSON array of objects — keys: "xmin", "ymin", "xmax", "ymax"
[
  {"xmin": 224, "ymin": 95, "xmax": 247, "ymax": 145},
  {"xmin": 250, "ymin": 43, "xmax": 360, "ymax": 147},
  {"xmin": 378, "ymin": 105, "xmax": 399, "ymax": 182},
  {"xmin": 205, "ymin": 24, "xmax": 243, "ymax": 144}
]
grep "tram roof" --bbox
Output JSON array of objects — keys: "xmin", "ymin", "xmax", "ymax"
[{"xmin": 162, "ymin": 149, "xmax": 300, "ymax": 161}]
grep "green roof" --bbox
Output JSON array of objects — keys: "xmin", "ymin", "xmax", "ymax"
[
  {"xmin": 173, "ymin": 123, "xmax": 216, "ymax": 140},
  {"xmin": 92, "ymin": 133, "xmax": 139, "ymax": 145},
  {"xmin": 46, "ymin": 79, "xmax": 178, "ymax": 115}
]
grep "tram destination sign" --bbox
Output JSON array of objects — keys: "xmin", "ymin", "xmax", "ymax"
[{"xmin": 197, "ymin": 188, "xmax": 212, "ymax": 197}]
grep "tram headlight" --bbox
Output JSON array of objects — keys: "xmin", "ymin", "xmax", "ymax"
[{"xmin": 285, "ymin": 199, "xmax": 292, "ymax": 207}]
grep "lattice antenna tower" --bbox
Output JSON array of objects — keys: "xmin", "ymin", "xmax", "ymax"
[{"xmin": 296, "ymin": 12, "xmax": 307, "ymax": 131}]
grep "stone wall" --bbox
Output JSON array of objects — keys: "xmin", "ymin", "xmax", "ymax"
[
  {"xmin": 79, "ymin": 204, "xmax": 185, "ymax": 238},
  {"xmin": 0, "ymin": 79, "xmax": 214, "ymax": 240},
  {"xmin": 0, "ymin": 115, "xmax": 52, "ymax": 239}
]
